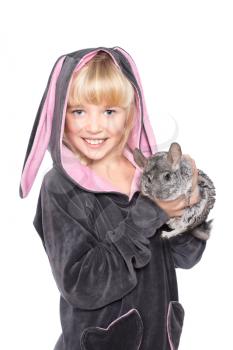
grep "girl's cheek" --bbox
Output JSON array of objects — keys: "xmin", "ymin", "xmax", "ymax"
[
  {"xmin": 107, "ymin": 121, "xmax": 125, "ymax": 134},
  {"xmin": 65, "ymin": 116, "xmax": 82, "ymax": 133},
  {"xmin": 104, "ymin": 113, "xmax": 125, "ymax": 130}
]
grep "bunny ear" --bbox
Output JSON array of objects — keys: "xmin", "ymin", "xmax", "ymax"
[{"xmin": 19, "ymin": 55, "xmax": 67, "ymax": 198}]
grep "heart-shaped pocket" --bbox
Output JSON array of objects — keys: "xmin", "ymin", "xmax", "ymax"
[{"xmin": 80, "ymin": 308, "xmax": 143, "ymax": 350}]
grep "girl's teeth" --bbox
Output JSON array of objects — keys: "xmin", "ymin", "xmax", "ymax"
[{"xmin": 84, "ymin": 139, "xmax": 105, "ymax": 145}]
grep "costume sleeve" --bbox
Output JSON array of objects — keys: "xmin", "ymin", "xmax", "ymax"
[
  {"xmin": 33, "ymin": 179, "xmax": 170, "ymax": 310},
  {"xmin": 167, "ymin": 226, "xmax": 207, "ymax": 269}
]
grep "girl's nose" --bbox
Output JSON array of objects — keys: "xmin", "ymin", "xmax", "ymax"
[{"xmin": 86, "ymin": 114, "xmax": 103, "ymax": 133}]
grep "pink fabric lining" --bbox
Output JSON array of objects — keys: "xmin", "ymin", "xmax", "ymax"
[
  {"xmin": 61, "ymin": 144, "xmax": 142, "ymax": 202},
  {"xmin": 115, "ymin": 47, "xmax": 158, "ymax": 155}
]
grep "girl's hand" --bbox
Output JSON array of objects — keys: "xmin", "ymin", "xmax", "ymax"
[{"xmin": 153, "ymin": 154, "xmax": 201, "ymax": 218}]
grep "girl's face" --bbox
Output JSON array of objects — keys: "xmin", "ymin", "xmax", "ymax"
[{"xmin": 64, "ymin": 102, "xmax": 128, "ymax": 163}]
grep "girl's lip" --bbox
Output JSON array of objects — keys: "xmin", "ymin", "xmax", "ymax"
[{"xmin": 82, "ymin": 138, "xmax": 108, "ymax": 140}]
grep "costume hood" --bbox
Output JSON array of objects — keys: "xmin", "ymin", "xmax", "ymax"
[{"xmin": 19, "ymin": 46, "xmax": 158, "ymax": 199}]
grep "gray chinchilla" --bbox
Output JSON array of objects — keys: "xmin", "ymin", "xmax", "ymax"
[{"xmin": 133, "ymin": 142, "xmax": 216, "ymax": 240}]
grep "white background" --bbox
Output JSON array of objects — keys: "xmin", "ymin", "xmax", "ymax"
[{"xmin": 1, "ymin": 0, "xmax": 232, "ymax": 349}]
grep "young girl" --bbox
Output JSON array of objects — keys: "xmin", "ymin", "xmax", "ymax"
[{"xmin": 19, "ymin": 47, "xmax": 206, "ymax": 350}]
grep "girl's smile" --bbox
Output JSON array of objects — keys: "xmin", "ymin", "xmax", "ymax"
[{"xmin": 82, "ymin": 137, "xmax": 108, "ymax": 148}]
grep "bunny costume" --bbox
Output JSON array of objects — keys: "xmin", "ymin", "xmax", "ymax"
[{"xmin": 19, "ymin": 47, "xmax": 207, "ymax": 350}]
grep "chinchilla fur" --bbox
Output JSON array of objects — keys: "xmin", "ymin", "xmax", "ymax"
[{"xmin": 133, "ymin": 142, "xmax": 216, "ymax": 240}]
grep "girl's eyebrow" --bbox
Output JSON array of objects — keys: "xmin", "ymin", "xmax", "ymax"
[
  {"xmin": 67, "ymin": 104, "xmax": 84, "ymax": 109},
  {"xmin": 67, "ymin": 104, "xmax": 118, "ymax": 109}
]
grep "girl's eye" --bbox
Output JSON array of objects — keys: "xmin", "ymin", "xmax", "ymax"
[
  {"xmin": 71, "ymin": 109, "xmax": 116, "ymax": 116},
  {"xmin": 105, "ymin": 109, "xmax": 116, "ymax": 116},
  {"xmin": 72, "ymin": 109, "xmax": 84, "ymax": 116}
]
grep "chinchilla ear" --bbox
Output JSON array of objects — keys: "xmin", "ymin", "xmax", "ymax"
[
  {"xmin": 167, "ymin": 142, "xmax": 182, "ymax": 170},
  {"xmin": 133, "ymin": 148, "xmax": 148, "ymax": 168}
]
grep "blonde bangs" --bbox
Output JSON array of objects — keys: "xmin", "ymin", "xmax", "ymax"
[{"xmin": 67, "ymin": 51, "xmax": 135, "ymax": 110}]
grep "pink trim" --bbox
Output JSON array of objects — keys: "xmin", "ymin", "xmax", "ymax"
[
  {"xmin": 167, "ymin": 302, "xmax": 175, "ymax": 350},
  {"xmin": 94, "ymin": 308, "xmax": 141, "ymax": 330},
  {"xmin": 20, "ymin": 56, "xmax": 66, "ymax": 197}
]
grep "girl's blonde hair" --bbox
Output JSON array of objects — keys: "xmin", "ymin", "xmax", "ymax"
[{"xmin": 63, "ymin": 51, "xmax": 136, "ymax": 165}]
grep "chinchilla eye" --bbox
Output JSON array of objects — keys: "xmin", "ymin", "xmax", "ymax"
[
  {"xmin": 164, "ymin": 173, "xmax": 171, "ymax": 181},
  {"xmin": 147, "ymin": 174, "xmax": 153, "ymax": 183}
]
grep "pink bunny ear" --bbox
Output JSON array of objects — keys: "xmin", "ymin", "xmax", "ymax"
[{"xmin": 19, "ymin": 55, "xmax": 66, "ymax": 198}]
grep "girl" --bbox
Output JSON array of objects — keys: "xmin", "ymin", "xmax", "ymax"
[{"xmin": 19, "ymin": 47, "xmax": 206, "ymax": 350}]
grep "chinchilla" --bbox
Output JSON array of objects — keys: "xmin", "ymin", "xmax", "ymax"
[{"xmin": 133, "ymin": 142, "xmax": 216, "ymax": 240}]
